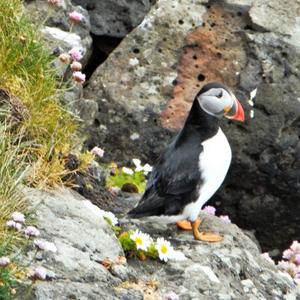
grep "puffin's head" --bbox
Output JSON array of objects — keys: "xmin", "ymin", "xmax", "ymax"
[{"xmin": 196, "ymin": 82, "xmax": 245, "ymax": 122}]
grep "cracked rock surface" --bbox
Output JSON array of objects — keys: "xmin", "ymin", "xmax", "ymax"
[{"xmin": 18, "ymin": 188, "xmax": 300, "ymax": 299}]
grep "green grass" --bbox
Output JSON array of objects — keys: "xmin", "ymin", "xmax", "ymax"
[
  {"xmin": 0, "ymin": 0, "xmax": 92, "ymax": 297},
  {"xmin": 0, "ymin": 124, "xmax": 26, "ymax": 299},
  {"xmin": 0, "ymin": 0, "xmax": 81, "ymax": 188}
]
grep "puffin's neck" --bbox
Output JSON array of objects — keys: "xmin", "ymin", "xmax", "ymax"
[{"xmin": 176, "ymin": 100, "xmax": 220, "ymax": 145}]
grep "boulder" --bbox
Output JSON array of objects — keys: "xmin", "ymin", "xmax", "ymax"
[
  {"xmin": 18, "ymin": 188, "xmax": 300, "ymax": 299},
  {"xmin": 84, "ymin": 0, "xmax": 208, "ymax": 163},
  {"xmin": 82, "ymin": 0, "xmax": 300, "ymax": 255},
  {"xmin": 70, "ymin": 0, "xmax": 154, "ymax": 37},
  {"xmin": 19, "ymin": 188, "xmax": 123, "ymax": 299},
  {"xmin": 120, "ymin": 211, "xmax": 300, "ymax": 299}
]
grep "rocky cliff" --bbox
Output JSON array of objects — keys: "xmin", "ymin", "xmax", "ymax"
[
  {"xmin": 19, "ymin": 188, "xmax": 300, "ymax": 299},
  {"xmin": 20, "ymin": 0, "xmax": 300, "ymax": 298}
]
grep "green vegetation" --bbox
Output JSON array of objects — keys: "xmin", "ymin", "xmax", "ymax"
[
  {"xmin": 118, "ymin": 231, "xmax": 159, "ymax": 261},
  {"xmin": 106, "ymin": 165, "xmax": 147, "ymax": 193},
  {"xmin": 0, "ymin": 125, "xmax": 25, "ymax": 299},
  {"xmin": 0, "ymin": 0, "xmax": 91, "ymax": 296},
  {"xmin": 0, "ymin": 0, "xmax": 85, "ymax": 188},
  {"xmin": 0, "ymin": 264, "xmax": 17, "ymax": 300}
]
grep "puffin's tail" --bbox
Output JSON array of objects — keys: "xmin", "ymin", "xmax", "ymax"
[
  {"xmin": 127, "ymin": 193, "xmax": 164, "ymax": 218},
  {"xmin": 127, "ymin": 205, "xmax": 163, "ymax": 218}
]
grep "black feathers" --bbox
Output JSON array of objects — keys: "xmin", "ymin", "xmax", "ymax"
[{"xmin": 128, "ymin": 96, "xmax": 220, "ymax": 218}]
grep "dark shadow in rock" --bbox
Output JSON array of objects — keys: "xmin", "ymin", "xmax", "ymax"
[{"xmin": 83, "ymin": 34, "xmax": 123, "ymax": 80}]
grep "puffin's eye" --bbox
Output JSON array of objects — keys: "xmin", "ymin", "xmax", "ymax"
[{"xmin": 216, "ymin": 90, "xmax": 223, "ymax": 98}]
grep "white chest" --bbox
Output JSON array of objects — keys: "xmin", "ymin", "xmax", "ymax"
[
  {"xmin": 182, "ymin": 128, "xmax": 232, "ymax": 221},
  {"xmin": 199, "ymin": 127, "xmax": 232, "ymax": 199}
]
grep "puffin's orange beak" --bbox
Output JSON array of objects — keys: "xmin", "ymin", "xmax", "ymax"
[{"xmin": 230, "ymin": 99, "xmax": 245, "ymax": 122}]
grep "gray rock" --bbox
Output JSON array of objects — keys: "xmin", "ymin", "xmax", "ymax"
[
  {"xmin": 17, "ymin": 187, "xmax": 300, "ymax": 299},
  {"xmin": 119, "ymin": 212, "xmax": 300, "ymax": 299},
  {"xmin": 74, "ymin": 98, "xmax": 98, "ymax": 126},
  {"xmin": 20, "ymin": 188, "xmax": 123, "ymax": 299},
  {"xmin": 84, "ymin": 0, "xmax": 207, "ymax": 163},
  {"xmin": 71, "ymin": 0, "xmax": 154, "ymax": 37},
  {"xmin": 222, "ymin": 0, "xmax": 254, "ymax": 11},
  {"xmin": 249, "ymin": 1, "xmax": 300, "ymax": 40}
]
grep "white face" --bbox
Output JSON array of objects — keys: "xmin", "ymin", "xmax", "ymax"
[{"xmin": 197, "ymin": 88, "xmax": 235, "ymax": 117}]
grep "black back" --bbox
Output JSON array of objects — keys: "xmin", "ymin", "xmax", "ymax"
[{"xmin": 128, "ymin": 88, "xmax": 221, "ymax": 217}]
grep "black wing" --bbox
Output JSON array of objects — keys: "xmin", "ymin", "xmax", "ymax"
[{"xmin": 128, "ymin": 130, "xmax": 203, "ymax": 217}]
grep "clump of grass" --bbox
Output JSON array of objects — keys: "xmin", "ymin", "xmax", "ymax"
[
  {"xmin": 0, "ymin": 124, "xmax": 27, "ymax": 241},
  {"xmin": 0, "ymin": 0, "xmax": 92, "ymax": 295},
  {"xmin": 0, "ymin": 263, "xmax": 17, "ymax": 300},
  {"xmin": 0, "ymin": 124, "xmax": 27, "ymax": 299},
  {"xmin": 0, "ymin": 0, "xmax": 86, "ymax": 188}
]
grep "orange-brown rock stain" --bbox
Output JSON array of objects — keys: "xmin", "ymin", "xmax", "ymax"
[{"xmin": 161, "ymin": 5, "xmax": 247, "ymax": 130}]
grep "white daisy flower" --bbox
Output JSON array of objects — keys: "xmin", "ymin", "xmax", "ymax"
[
  {"xmin": 132, "ymin": 158, "xmax": 143, "ymax": 172},
  {"xmin": 143, "ymin": 163, "xmax": 153, "ymax": 175},
  {"xmin": 155, "ymin": 237, "xmax": 174, "ymax": 262},
  {"xmin": 130, "ymin": 230, "xmax": 152, "ymax": 251},
  {"xmin": 122, "ymin": 167, "xmax": 134, "ymax": 175}
]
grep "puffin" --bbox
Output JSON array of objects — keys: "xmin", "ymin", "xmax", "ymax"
[{"xmin": 128, "ymin": 82, "xmax": 245, "ymax": 242}]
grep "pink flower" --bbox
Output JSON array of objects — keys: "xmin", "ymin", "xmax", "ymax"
[
  {"xmin": 24, "ymin": 226, "xmax": 40, "ymax": 238},
  {"xmin": 0, "ymin": 257, "xmax": 10, "ymax": 267},
  {"xmin": 34, "ymin": 240, "xmax": 57, "ymax": 253},
  {"xmin": 58, "ymin": 53, "xmax": 71, "ymax": 64},
  {"xmin": 69, "ymin": 11, "xmax": 84, "ymax": 23},
  {"xmin": 91, "ymin": 146, "xmax": 104, "ymax": 157},
  {"xmin": 69, "ymin": 48, "xmax": 83, "ymax": 61},
  {"xmin": 6, "ymin": 220, "xmax": 22, "ymax": 231},
  {"xmin": 70, "ymin": 61, "xmax": 82, "ymax": 72},
  {"xmin": 164, "ymin": 291, "xmax": 179, "ymax": 300},
  {"xmin": 15, "ymin": 222, "xmax": 22, "ymax": 231},
  {"xmin": 220, "ymin": 215, "xmax": 231, "ymax": 224},
  {"xmin": 261, "ymin": 252, "xmax": 275, "ymax": 264},
  {"xmin": 294, "ymin": 254, "xmax": 300, "ymax": 265},
  {"xmin": 28, "ymin": 267, "xmax": 47, "ymax": 280},
  {"xmin": 282, "ymin": 249, "xmax": 294, "ymax": 260},
  {"xmin": 202, "ymin": 205, "xmax": 216, "ymax": 216},
  {"xmin": 72, "ymin": 71, "xmax": 86, "ymax": 84},
  {"xmin": 12, "ymin": 212, "xmax": 25, "ymax": 223}
]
